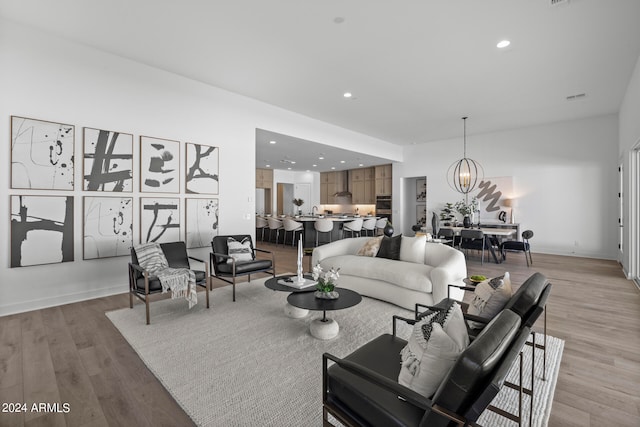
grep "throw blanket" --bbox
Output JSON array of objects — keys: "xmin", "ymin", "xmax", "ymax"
[{"xmin": 135, "ymin": 242, "xmax": 198, "ymax": 309}]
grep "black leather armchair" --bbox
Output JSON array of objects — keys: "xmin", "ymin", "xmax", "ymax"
[
  {"xmin": 323, "ymin": 309, "xmax": 529, "ymax": 427},
  {"xmin": 210, "ymin": 235, "xmax": 275, "ymax": 301},
  {"xmin": 128, "ymin": 241, "xmax": 210, "ymax": 325}
]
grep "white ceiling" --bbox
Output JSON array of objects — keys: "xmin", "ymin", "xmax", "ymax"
[{"xmin": 2, "ymin": 0, "xmax": 640, "ymax": 171}]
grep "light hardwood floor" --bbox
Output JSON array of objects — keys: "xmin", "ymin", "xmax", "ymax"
[{"xmin": 0, "ymin": 242, "xmax": 638, "ymax": 426}]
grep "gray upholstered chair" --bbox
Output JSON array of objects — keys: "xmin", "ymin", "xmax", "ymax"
[{"xmin": 210, "ymin": 235, "xmax": 275, "ymax": 301}]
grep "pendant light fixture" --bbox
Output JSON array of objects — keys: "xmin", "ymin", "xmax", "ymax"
[{"xmin": 447, "ymin": 116, "xmax": 484, "ymax": 196}]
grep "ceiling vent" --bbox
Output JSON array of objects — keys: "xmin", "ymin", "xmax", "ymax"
[
  {"xmin": 566, "ymin": 93, "xmax": 587, "ymax": 101},
  {"xmin": 550, "ymin": 0, "xmax": 569, "ymax": 6}
]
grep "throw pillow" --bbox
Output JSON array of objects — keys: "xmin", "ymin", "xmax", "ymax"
[
  {"xmin": 399, "ymin": 235, "xmax": 426, "ymax": 264},
  {"xmin": 398, "ymin": 302, "xmax": 469, "ymax": 397},
  {"xmin": 376, "ymin": 234, "xmax": 402, "ymax": 260},
  {"xmin": 466, "ymin": 272, "xmax": 513, "ymax": 329},
  {"xmin": 356, "ymin": 236, "xmax": 383, "ymax": 257},
  {"xmin": 227, "ymin": 237, "xmax": 254, "ymax": 264}
]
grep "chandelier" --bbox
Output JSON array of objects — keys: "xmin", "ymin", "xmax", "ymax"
[{"xmin": 447, "ymin": 116, "xmax": 483, "ymax": 195}]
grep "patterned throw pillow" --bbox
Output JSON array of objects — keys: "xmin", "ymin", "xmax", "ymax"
[
  {"xmin": 466, "ymin": 272, "xmax": 513, "ymax": 329},
  {"xmin": 227, "ymin": 237, "xmax": 253, "ymax": 264},
  {"xmin": 356, "ymin": 236, "xmax": 383, "ymax": 257},
  {"xmin": 398, "ymin": 302, "xmax": 469, "ymax": 397}
]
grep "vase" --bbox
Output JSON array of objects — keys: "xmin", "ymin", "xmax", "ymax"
[
  {"xmin": 315, "ymin": 290, "xmax": 339, "ymax": 300},
  {"xmin": 298, "ymin": 209, "xmax": 302, "ymax": 215},
  {"xmin": 463, "ymin": 216, "xmax": 471, "ymax": 228},
  {"xmin": 383, "ymin": 223, "xmax": 394, "ymax": 237}
]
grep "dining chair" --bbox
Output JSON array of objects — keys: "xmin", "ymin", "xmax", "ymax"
[
  {"xmin": 437, "ymin": 227, "xmax": 455, "ymax": 247},
  {"xmin": 314, "ymin": 218, "xmax": 334, "ymax": 246},
  {"xmin": 459, "ymin": 229, "xmax": 490, "ymax": 264},
  {"xmin": 341, "ymin": 218, "xmax": 363, "ymax": 238},
  {"xmin": 282, "ymin": 217, "xmax": 304, "ymax": 247},
  {"xmin": 500, "ymin": 230, "xmax": 534, "ymax": 266}
]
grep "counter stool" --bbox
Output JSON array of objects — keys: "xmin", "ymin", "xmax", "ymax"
[
  {"xmin": 256, "ymin": 216, "xmax": 268, "ymax": 241},
  {"xmin": 361, "ymin": 217, "xmax": 377, "ymax": 236},
  {"xmin": 314, "ymin": 218, "xmax": 334, "ymax": 246},
  {"xmin": 375, "ymin": 218, "xmax": 387, "ymax": 236},
  {"xmin": 342, "ymin": 218, "xmax": 363, "ymax": 238},
  {"xmin": 283, "ymin": 218, "xmax": 304, "ymax": 247},
  {"xmin": 267, "ymin": 217, "xmax": 284, "ymax": 245}
]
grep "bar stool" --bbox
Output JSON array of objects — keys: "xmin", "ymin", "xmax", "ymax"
[
  {"xmin": 314, "ymin": 218, "xmax": 334, "ymax": 246},
  {"xmin": 267, "ymin": 217, "xmax": 284, "ymax": 245},
  {"xmin": 342, "ymin": 218, "xmax": 363, "ymax": 238},
  {"xmin": 283, "ymin": 218, "xmax": 304, "ymax": 247},
  {"xmin": 361, "ymin": 217, "xmax": 377, "ymax": 236},
  {"xmin": 375, "ymin": 218, "xmax": 387, "ymax": 236},
  {"xmin": 256, "ymin": 216, "xmax": 269, "ymax": 242}
]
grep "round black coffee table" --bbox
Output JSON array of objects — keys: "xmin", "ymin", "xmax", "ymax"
[
  {"xmin": 265, "ymin": 275, "xmax": 316, "ymax": 318},
  {"xmin": 287, "ymin": 287, "xmax": 362, "ymax": 339}
]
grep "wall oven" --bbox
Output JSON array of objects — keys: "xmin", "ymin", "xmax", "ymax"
[{"xmin": 375, "ymin": 196, "xmax": 392, "ymax": 222}]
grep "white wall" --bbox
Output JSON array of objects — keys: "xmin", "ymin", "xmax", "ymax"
[
  {"xmin": 619, "ymin": 54, "xmax": 640, "ymax": 279},
  {"xmin": 396, "ymin": 115, "xmax": 619, "ymax": 259},
  {"xmin": 0, "ymin": 19, "xmax": 398, "ymax": 315},
  {"xmin": 272, "ymin": 169, "xmax": 320, "ymax": 215}
]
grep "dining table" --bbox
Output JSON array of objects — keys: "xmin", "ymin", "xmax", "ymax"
[{"xmin": 439, "ymin": 226, "xmax": 516, "ymax": 264}]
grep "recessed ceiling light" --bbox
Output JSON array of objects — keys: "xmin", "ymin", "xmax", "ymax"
[
  {"xmin": 290, "ymin": 161, "xmax": 296, "ymax": 164},
  {"xmin": 340, "ymin": 160, "xmax": 346, "ymax": 164},
  {"xmin": 359, "ymin": 163, "xmax": 364, "ymax": 167},
  {"xmin": 343, "ymin": 92, "xmax": 353, "ymax": 99},
  {"xmin": 265, "ymin": 164, "xmax": 270, "ymax": 168},
  {"xmin": 318, "ymin": 156, "xmax": 324, "ymax": 160},
  {"xmin": 269, "ymin": 140, "xmax": 276, "ymax": 144},
  {"xmin": 497, "ymin": 40, "xmax": 511, "ymax": 49},
  {"xmin": 306, "ymin": 170, "xmax": 310, "ymax": 172},
  {"xmin": 312, "ymin": 164, "xmax": 317, "ymax": 167},
  {"xmin": 331, "ymin": 167, "xmax": 336, "ymax": 170}
]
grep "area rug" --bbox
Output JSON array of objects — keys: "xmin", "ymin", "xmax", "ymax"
[{"xmin": 106, "ymin": 279, "xmax": 563, "ymax": 427}]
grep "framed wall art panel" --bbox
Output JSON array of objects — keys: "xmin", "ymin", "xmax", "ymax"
[
  {"xmin": 10, "ymin": 195, "xmax": 74, "ymax": 267},
  {"xmin": 185, "ymin": 142, "xmax": 219, "ymax": 194},
  {"xmin": 83, "ymin": 196, "xmax": 133, "ymax": 260},
  {"xmin": 83, "ymin": 127, "xmax": 133, "ymax": 192},
  {"xmin": 140, "ymin": 197, "xmax": 180, "ymax": 244},
  {"xmin": 11, "ymin": 116, "xmax": 75, "ymax": 190},
  {"xmin": 140, "ymin": 136, "xmax": 180, "ymax": 193},
  {"xmin": 416, "ymin": 204, "xmax": 427, "ymax": 227},
  {"xmin": 416, "ymin": 177, "xmax": 426, "ymax": 202},
  {"xmin": 185, "ymin": 198, "xmax": 219, "ymax": 248}
]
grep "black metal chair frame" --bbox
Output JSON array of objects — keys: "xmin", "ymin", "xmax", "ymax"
[
  {"xmin": 128, "ymin": 242, "xmax": 210, "ymax": 325},
  {"xmin": 210, "ymin": 235, "xmax": 275, "ymax": 301},
  {"xmin": 322, "ymin": 310, "xmax": 531, "ymax": 427},
  {"xmin": 501, "ymin": 230, "xmax": 534, "ymax": 266}
]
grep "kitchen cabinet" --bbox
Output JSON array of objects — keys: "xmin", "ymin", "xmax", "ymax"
[
  {"xmin": 320, "ymin": 171, "xmax": 347, "ymax": 204},
  {"xmin": 350, "ymin": 167, "xmax": 375, "ymax": 204},
  {"xmin": 375, "ymin": 164, "xmax": 392, "ymax": 196},
  {"xmin": 256, "ymin": 168, "xmax": 273, "ymax": 189}
]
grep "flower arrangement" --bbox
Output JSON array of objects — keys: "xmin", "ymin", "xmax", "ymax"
[
  {"xmin": 312, "ymin": 264, "xmax": 340, "ymax": 292},
  {"xmin": 454, "ymin": 197, "xmax": 479, "ymax": 217},
  {"xmin": 292, "ymin": 198, "xmax": 304, "ymax": 207}
]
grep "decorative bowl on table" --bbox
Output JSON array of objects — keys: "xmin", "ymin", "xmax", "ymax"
[{"xmin": 469, "ymin": 275, "xmax": 487, "ymax": 284}]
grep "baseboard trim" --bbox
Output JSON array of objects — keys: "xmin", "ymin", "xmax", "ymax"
[{"xmin": 0, "ymin": 286, "xmax": 127, "ymax": 317}]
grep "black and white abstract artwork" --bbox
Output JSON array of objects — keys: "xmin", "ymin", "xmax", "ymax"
[
  {"xmin": 186, "ymin": 198, "xmax": 219, "ymax": 248},
  {"xmin": 416, "ymin": 204, "xmax": 427, "ymax": 227},
  {"xmin": 10, "ymin": 195, "xmax": 74, "ymax": 267},
  {"xmin": 84, "ymin": 128, "xmax": 133, "ymax": 192},
  {"xmin": 470, "ymin": 176, "xmax": 514, "ymax": 220},
  {"xmin": 11, "ymin": 116, "xmax": 75, "ymax": 190},
  {"xmin": 140, "ymin": 136, "xmax": 180, "ymax": 193},
  {"xmin": 140, "ymin": 197, "xmax": 180, "ymax": 244},
  {"xmin": 416, "ymin": 177, "xmax": 426, "ymax": 202},
  {"xmin": 83, "ymin": 196, "xmax": 133, "ymax": 260},
  {"xmin": 185, "ymin": 142, "xmax": 219, "ymax": 194}
]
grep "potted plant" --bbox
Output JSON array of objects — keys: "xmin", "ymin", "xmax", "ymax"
[
  {"xmin": 312, "ymin": 264, "xmax": 340, "ymax": 299},
  {"xmin": 292, "ymin": 198, "xmax": 304, "ymax": 215},
  {"xmin": 440, "ymin": 203, "xmax": 456, "ymax": 226},
  {"xmin": 454, "ymin": 197, "xmax": 479, "ymax": 228}
]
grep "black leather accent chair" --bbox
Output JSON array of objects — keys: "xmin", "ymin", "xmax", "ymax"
[
  {"xmin": 128, "ymin": 241, "xmax": 210, "ymax": 325},
  {"xmin": 210, "ymin": 235, "xmax": 275, "ymax": 301},
  {"xmin": 322, "ymin": 309, "xmax": 528, "ymax": 427}
]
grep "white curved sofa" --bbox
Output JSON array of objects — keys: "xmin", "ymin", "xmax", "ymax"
[{"xmin": 311, "ymin": 236, "xmax": 467, "ymax": 310}]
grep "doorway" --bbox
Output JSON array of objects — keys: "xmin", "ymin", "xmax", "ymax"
[{"xmin": 277, "ymin": 183, "xmax": 294, "ymax": 216}]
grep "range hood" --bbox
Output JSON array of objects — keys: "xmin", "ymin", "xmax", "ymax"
[{"xmin": 332, "ymin": 170, "xmax": 352, "ymax": 199}]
